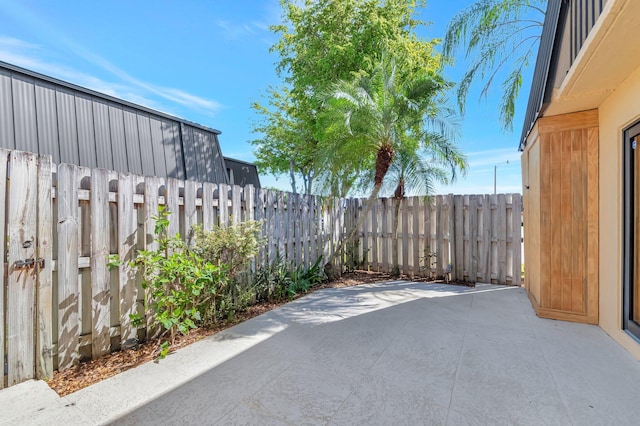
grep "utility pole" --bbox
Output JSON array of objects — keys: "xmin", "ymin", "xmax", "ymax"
[{"xmin": 494, "ymin": 160, "xmax": 509, "ymax": 194}]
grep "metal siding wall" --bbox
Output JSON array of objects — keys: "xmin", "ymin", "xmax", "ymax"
[
  {"xmin": 11, "ymin": 74, "xmax": 38, "ymax": 154},
  {"xmin": 0, "ymin": 63, "xmax": 227, "ymax": 184},
  {"xmin": 122, "ymin": 108, "xmax": 142, "ymax": 174},
  {"xmin": 108, "ymin": 104, "xmax": 128, "ymax": 172},
  {"xmin": 35, "ymin": 81, "xmax": 61, "ymax": 164},
  {"xmin": 75, "ymin": 93, "xmax": 97, "ymax": 168},
  {"xmin": 149, "ymin": 117, "xmax": 167, "ymax": 178},
  {"xmin": 92, "ymin": 99, "xmax": 114, "ymax": 170},
  {"xmin": 55, "ymin": 88, "xmax": 80, "ymax": 165},
  {"xmin": 519, "ymin": 0, "xmax": 562, "ymax": 149},
  {"xmin": 0, "ymin": 68, "xmax": 15, "ymax": 149},
  {"xmin": 226, "ymin": 159, "xmax": 260, "ymax": 188},
  {"xmin": 136, "ymin": 113, "xmax": 155, "ymax": 176}
]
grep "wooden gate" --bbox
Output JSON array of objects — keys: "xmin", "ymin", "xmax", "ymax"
[{"xmin": 1, "ymin": 150, "xmax": 53, "ymax": 388}]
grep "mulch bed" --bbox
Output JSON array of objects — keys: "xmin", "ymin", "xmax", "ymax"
[{"xmin": 47, "ymin": 271, "xmax": 473, "ymax": 396}]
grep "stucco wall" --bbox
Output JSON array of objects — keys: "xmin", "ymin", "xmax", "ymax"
[{"xmin": 598, "ymin": 63, "xmax": 640, "ymax": 360}]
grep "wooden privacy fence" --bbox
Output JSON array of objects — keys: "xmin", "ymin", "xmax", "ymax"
[
  {"xmin": 346, "ymin": 194, "xmax": 522, "ymax": 284},
  {"xmin": 0, "ymin": 149, "xmax": 522, "ymax": 389},
  {"xmin": 0, "ymin": 150, "xmax": 342, "ymax": 389}
]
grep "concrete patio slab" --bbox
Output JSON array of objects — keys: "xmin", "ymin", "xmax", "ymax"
[{"xmin": 2, "ymin": 281, "xmax": 640, "ymax": 425}]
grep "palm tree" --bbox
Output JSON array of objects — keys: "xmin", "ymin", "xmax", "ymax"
[
  {"xmin": 443, "ymin": 0, "xmax": 545, "ymax": 130},
  {"xmin": 318, "ymin": 56, "xmax": 466, "ymax": 268}
]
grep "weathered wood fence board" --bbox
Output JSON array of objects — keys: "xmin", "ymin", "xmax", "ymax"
[
  {"xmin": 0, "ymin": 150, "xmax": 8, "ymax": 390},
  {"xmin": 0, "ymin": 149, "xmax": 522, "ymax": 389},
  {"xmin": 36, "ymin": 154, "xmax": 54, "ymax": 381},
  {"xmin": 7, "ymin": 152, "xmax": 38, "ymax": 385},
  {"xmin": 352, "ymin": 194, "xmax": 522, "ymax": 283}
]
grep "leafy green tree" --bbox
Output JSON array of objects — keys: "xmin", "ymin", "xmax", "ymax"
[
  {"xmin": 252, "ymin": 0, "xmax": 442, "ymax": 194},
  {"xmin": 318, "ymin": 57, "xmax": 466, "ymax": 266},
  {"xmin": 251, "ymin": 87, "xmax": 316, "ymax": 194},
  {"xmin": 442, "ymin": 0, "xmax": 545, "ymax": 130}
]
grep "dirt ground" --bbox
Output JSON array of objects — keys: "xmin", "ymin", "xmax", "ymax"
[{"xmin": 47, "ymin": 271, "xmax": 472, "ymax": 396}]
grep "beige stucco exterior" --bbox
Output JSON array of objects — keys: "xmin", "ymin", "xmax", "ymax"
[
  {"xmin": 523, "ymin": 0, "xmax": 640, "ymax": 360},
  {"xmin": 598, "ymin": 64, "xmax": 640, "ymax": 360}
]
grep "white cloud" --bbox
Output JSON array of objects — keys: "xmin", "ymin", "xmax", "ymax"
[
  {"xmin": 0, "ymin": 34, "xmax": 223, "ymax": 119},
  {"xmin": 0, "ymin": 36, "xmax": 38, "ymax": 49}
]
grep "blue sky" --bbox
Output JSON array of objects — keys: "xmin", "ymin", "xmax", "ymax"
[{"xmin": 0, "ymin": 0, "xmax": 536, "ymax": 195}]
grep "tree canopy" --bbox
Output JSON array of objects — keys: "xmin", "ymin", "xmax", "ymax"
[
  {"xmin": 251, "ymin": 0, "xmax": 444, "ymax": 194},
  {"xmin": 318, "ymin": 56, "xmax": 467, "ymax": 264}
]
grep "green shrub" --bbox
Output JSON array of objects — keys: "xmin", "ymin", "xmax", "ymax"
[
  {"xmin": 192, "ymin": 220, "xmax": 265, "ymax": 319},
  {"xmin": 253, "ymin": 255, "xmax": 327, "ymax": 302},
  {"xmin": 132, "ymin": 206, "xmax": 228, "ymax": 357},
  {"xmin": 193, "ymin": 220, "xmax": 264, "ymax": 280}
]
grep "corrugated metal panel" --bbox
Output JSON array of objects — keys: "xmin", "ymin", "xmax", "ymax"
[
  {"xmin": 0, "ymin": 68, "xmax": 15, "ymax": 149},
  {"xmin": 149, "ymin": 117, "xmax": 167, "ymax": 178},
  {"xmin": 571, "ymin": 0, "xmax": 606, "ymax": 64},
  {"xmin": 162, "ymin": 119, "xmax": 182, "ymax": 179},
  {"xmin": 136, "ymin": 113, "xmax": 155, "ymax": 176},
  {"xmin": 108, "ymin": 104, "xmax": 128, "ymax": 172},
  {"xmin": 56, "ymin": 88, "xmax": 80, "ymax": 164},
  {"xmin": 519, "ymin": 0, "xmax": 563, "ymax": 150},
  {"xmin": 192, "ymin": 127, "xmax": 207, "ymax": 182},
  {"xmin": 171, "ymin": 121, "xmax": 185, "ymax": 179},
  {"xmin": 122, "ymin": 108, "xmax": 143, "ymax": 174},
  {"xmin": 12, "ymin": 74, "xmax": 38, "ymax": 154},
  {"xmin": 181, "ymin": 123, "xmax": 198, "ymax": 180},
  {"xmin": 35, "ymin": 81, "xmax": 61, "ymax": 163},
  {"xmin": 211, "ymin": 134, "xmax": 228, "ymax": 184},
  {"xmin": 204, "ymin": 133, "xmax": 219, "ymax": 182},
  {"xmin": 75, "ymin": 93, "xmax": 98, "ymax": 168},
  {"xmin": 93, "ymin": 99, "xmax": 114, "ymax": 170}
]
